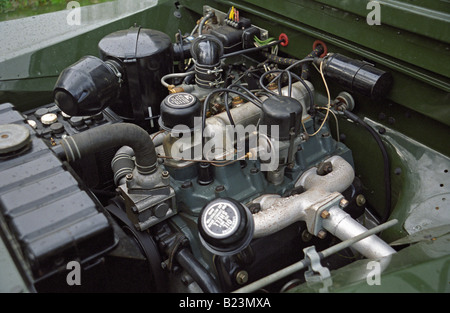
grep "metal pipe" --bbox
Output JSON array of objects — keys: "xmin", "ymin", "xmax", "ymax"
[
  {"xmin": 322, "ymin": 206, "xmax": 396, "ymax": 259},
  {"xmin": 252, "ymin": 155, "xmax": 394, "ymax": 259},
  {"xmin": 161, "ymin": 71, "xmax": 196, "ymax": 88},
  {"xmin": 252, "ymin": 190, "xmax": 342, "ymax": 238},
  {"xmin": 253, "ymin": 156, "xmax": 354, "ymax": 238},
  {"xmin": 233, "ymin": 219, "xmax": 398, "ymax": 293},
  {"xmin": 295, "ymin": 155, "xmax": 355, "ymax": 193},
  {"xmin": 198, "ymin": 11, "xmax": 215, "ymax": 36}
]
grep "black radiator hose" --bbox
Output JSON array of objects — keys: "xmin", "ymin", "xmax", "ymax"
[
  {"xmin": 60, "ymin": 123, "xmax": 157, "ymax": 175},
  {"xmin": 176, "ymin": 248, "xmax": 222, "ymax": 293}
]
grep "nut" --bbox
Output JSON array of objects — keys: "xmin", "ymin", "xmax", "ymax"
[
  {"xmin": 339, "ymin": 198, "xmax": 349, "ymax": 208},
  {"xmin": 301, "ymin": 230, "xmax": 313, "ymax": 242},
  {"xmin": 320, "ymin": 210, "xmax": 330, "ymax": 219},
  {"xmin": 317, "ymin": 230, "xmax": 327, "ymax": 239},
  {"xmin": 126, "ymin": 173, "xmax": 133, "ymax": 181}
]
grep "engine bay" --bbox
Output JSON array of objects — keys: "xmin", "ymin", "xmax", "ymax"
[{"xmin": 0, "ymin": 3, "xmax": 448, "ymax": 294}]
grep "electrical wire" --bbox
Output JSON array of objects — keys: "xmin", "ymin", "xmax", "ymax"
[
  {"xmin": 306, "ymin": 60, "xmax": 331, "ymax": 137},
  {"xmin": 151, "ymin": 129, "xmax": 166, "ymax": 140},
  {"xmin": 259, "ymin": 68, "xmax": 314, "ymax": 112},
  {"xmin": 226, "ymin": 84, "xmax": 263, "ymax": 104},
  {"xmin": 254, "ymin": 36, "xmax": 279, "ymax": 55},
  {"xmin": 201, "ymin": 88, "xmax": 263, "ymax": 161},
  {"xmin": 316, "ymin": 106, "xmax": 340, "ymax": 142},
  {"xmin": 221, "ymin": 39, "xmax": 284, "ymax": 59}
]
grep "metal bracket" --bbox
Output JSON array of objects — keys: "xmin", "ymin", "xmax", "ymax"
[
  {"xmin": 303, "ymin": 246, "xmax": 330, "ymax": 282},
  {"xmin": 303, "ymin": 246, "xmax": 332, "ymax": 292},
  {"xmin": 305, "ymin": 192, "xmax": 343, "ymax": 236}
]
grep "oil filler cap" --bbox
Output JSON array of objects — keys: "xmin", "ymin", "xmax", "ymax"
[
  {"xmin": 198, "ymin": 198, "xmax": 254, "ymax": 256},
  {"xmin": 0, "ymin": 124, "xmax": 31, "ymax": 155}
]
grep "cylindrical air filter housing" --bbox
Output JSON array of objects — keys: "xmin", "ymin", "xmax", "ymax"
[
  {"xmin": 98, "ymin": 27, "xmax": 173, "ymax": 131},
  {"xmin": 321, "ymin": 53, "xmax": 393, "ymax": 100}
]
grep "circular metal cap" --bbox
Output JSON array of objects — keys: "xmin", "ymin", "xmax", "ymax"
[
  {"xmin": 201, "ymin": 200, "xmax": 240, "ymax": 239},
  {"xmin": 0, "ymin": 124, "xmax": 31, "ymax": 154},
  {"xmin": 198, "ymin": 198, "xmax": 254, "ymax": 256},
  {"xmin": 41, "ymin": 113, "xmax": 58, "ymax": 125},
  {"xmin": 165, "ymin": 93, "xmax": 196, "ymax": 109}
]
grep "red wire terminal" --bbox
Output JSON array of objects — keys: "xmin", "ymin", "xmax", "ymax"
[
  {"xmin": 313, "ymin": 40, "xmax": 328, "ymax": 58},
  {"xmin": 279, "ymin": 33, "xmax": 289, "ymax": 47}
]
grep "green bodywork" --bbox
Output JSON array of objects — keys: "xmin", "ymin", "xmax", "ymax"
[{"xmin": 0, "ymin": 0, "xmax": 449, "ymax": 292}]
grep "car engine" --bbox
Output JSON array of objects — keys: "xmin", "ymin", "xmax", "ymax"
[{"xmin": 0, "ymin": 5, "xmax": 401, "ymax": 293}]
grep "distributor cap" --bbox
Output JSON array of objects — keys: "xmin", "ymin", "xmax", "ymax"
[{"xmin": 260, "ymin": 95, "xmax": 303, "ymax": 140}]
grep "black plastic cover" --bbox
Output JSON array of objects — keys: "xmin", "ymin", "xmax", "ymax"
[
  {"xmin": 54, "ymin": 56, "xmax": 120, "ymax": 116},
  {"xmin": 260, "ymin": 95, "xmax": 303, "ymax": 140},
  {"xmin": 0, "ymin": 103, "xmax": 116, "ymax": 278},
  {"xmin": 159, "ymin": 93, "xmax": 201, "ymax": 131},
  {"xmin": 211, "ymin": 26, "xmax": 260, "ymax": 52}
]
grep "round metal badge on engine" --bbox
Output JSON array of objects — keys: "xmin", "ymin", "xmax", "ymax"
[
  {"xmin": 198, "ymin": 198, "xmax": 254, "ymax": 256},
  {"xmin": 202, "ymin": 201, "xmax": 240, "ymax": 239},
  {"xmin": 166, "ymin": 93, "xmax": 196, "ymax": 109}
]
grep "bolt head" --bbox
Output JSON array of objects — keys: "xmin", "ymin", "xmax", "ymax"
[
  {"xmin": 235, "ymin": 270, "xmax": 249, "ymax": 285},
  {"xmin": 356, "ymin": 194, "xmax": 366, "ymax": 207}
]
